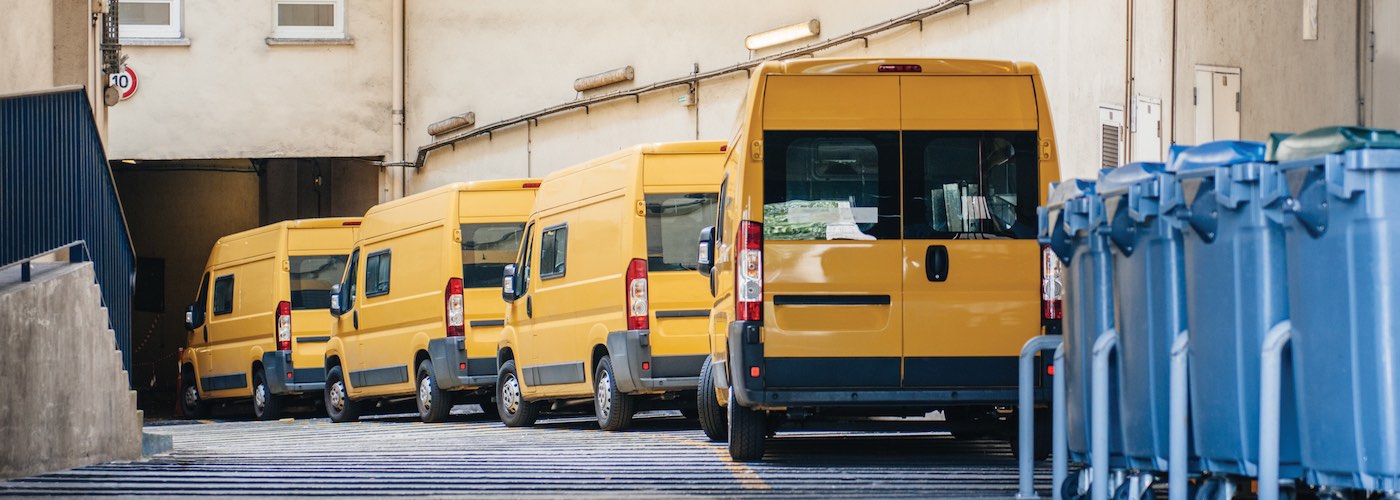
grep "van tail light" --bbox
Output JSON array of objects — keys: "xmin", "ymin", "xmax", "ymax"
[
  {"xmin": 275, "ymin": 301, "xmax": 292, "ymax": 351},
  {"xmin": 736, "ymin": 220, "xmax": 763, "ymax": 322},
  {"xmin": 445, "ymin": 278, "xmax": 465, "ymax": 337},
  {"xmin": 1041, "ymin": 245, "xmax": 1063, "ymax": 320},
  {"xmin": 626, "ymin": 258, "xmax": 649, "ymax": 330}
]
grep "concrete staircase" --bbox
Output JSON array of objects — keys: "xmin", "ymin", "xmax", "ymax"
[{"xmin": 0, "ymin": 261, "xmax": 143, "ymax": 479}]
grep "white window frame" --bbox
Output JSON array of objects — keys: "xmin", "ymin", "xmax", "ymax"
[
  {"xmin": 271, "ymin": 0, "xmax": 346, "ymax": 40},
  {"xmin": 120, "ymin": 0, "xmax": 182, "ymax": 40}
]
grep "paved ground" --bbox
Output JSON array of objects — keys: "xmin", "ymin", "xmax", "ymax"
[{"xmin": 0, "ymin": 408, "xmax": 1054, "ymax": 498}]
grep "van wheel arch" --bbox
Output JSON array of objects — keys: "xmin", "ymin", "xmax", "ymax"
[{"xmin": 590, "ymin": 344, "xmax": 609, "ymax": 379}]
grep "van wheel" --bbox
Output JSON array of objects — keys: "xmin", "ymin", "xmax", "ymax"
[
  {"xmin": 1006, "ymin": 407, "xmax": 1052, "ymax": 462},
  {"xmin": 697, "ymin": 357, "xmax": 728, "ymax": 442},
  {"xmin": 416, "ymin": 360, "xmax": 451, "ymax": 423},
  {"xmin": 180, "ymin": 371, "xmax": 209, "ymax": 419},
  {"xmin": 252, "ymin": 370, "xmax": 282, "ymax": 420},
  {"xmin": 594, "ymin": 357, "xmax": 635, "ymax": 431},
  {"xmin": 497, "ymin": 360, "xmax": 538, "ymax": 427},
  {"xmin": 324, "ymin": 366, "xmax": 360, "ymax": 423},
  {"xmin": 727, "ymin": 390, "xmax": 766, "ymax": 461}
]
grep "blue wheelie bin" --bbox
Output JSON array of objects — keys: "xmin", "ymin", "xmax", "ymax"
[
  {"xmin": 1041, "ymin": 178, "xmax": 1123, "ymax": 489},
  {"xmin": 1097, "ymin": 162, "xmax": 1190, "ymax": 473},
  {"xmin": 1168, "ymin": 141, "xmax": 1302, "ymax": 480},
  {"xmin": 1274, "ymin": 126, "xmax": 1400, "ymax": 494}
]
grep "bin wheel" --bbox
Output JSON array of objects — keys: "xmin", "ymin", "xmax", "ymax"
[
  {"xmin": 696, "ymin": 357, "xmax": 727, "ymax": 442},
  {"xmin": 727, "ymin": 390, "xmax": 766, "ymax": 461},
  {"xmin": 496, "ymin": 360, "xmax": 538, "ymax": 427},
  {"xmin": 1062, "ymin": 468, "xmax": 1090, "ymax": 500},
  {"xmin": 252, "ymin": 370, "xmax": 283, "ymax": 420},
  {"xmin": 594, "ymin": 357, "xmax": 635, "ymax": 431},
  {"xmin": 180, "ymin": 369, "xmax": 210, "ymax": 419},
  {"xmin": 416, "ymin": 360, "xmax": 452, "ymax": 423},
  {"xmin": 324, "ymin": 365, "xmax": 360, "ymax": 423},
  {"xmin": 1004, "ymin": 408, "xmax": 1052, "ymax": 462}
]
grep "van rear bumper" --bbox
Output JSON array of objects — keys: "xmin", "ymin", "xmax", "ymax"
[
  {"xmin": 606, "ymin": 330, "xmax": 703, "ymax": 393},
  {"xmin": 725, "ymin": 320, "xmax": 1050, "ymax": 410},
  {"xmin": 261, "ymin": 352, "xmax": 325, "ymax": 395},
  {"xmin": 428, "ymin": 337, "xmax": 497, "ymax": 390}
]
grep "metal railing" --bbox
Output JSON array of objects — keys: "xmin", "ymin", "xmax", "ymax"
[{"xmin": 1, "ymin": 86, "xmax": 136, "ymax": 373}]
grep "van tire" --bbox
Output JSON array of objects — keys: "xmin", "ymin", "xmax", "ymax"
[
  {"xmin": 324, "ymin": 365, "xmax": 360, "ymax": 423},
  {"xmin": 727, "ymin": 390, "xmax": 766, "ymax": 461},
  {"xmin": 593, "ymin": 357, "xmax": 635, "ymax": 431},
  {"xmin": 180, "ymin": 370, "xmax": 209, "ymax": 419},
  {"xmin": 416, "ymin": 359, "xmax": 452, "ymax": 423},
  {"xmin": 497, "ymin": 360, "xmax": 538, "ymax": 427},
  {"xmin": 252, "ymin": 370, "xmax": 283, "ymax": 420},
  {"xmin": 697, "ymin": 357, "xmax": 728, "ymax": 442}
]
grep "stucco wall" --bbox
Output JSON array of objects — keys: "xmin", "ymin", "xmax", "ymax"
[
  {"xmin": 108, "ymin": 0, "xmax": 394, "ymax": 160},
  {"xmin": 0, "ymin": 0, "xmax": 56, "ymax": 95}
]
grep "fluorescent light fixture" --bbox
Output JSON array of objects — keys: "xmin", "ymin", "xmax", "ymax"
[
  {"xmin": 574, "ymin": 66, "xmax": 635, "ymax": 92},
  {"xmin": 121, "ymin": 159, "xmax": 137, "ymax": 164},
  {"xmin": 745, "ymin": 19, "xmax": 820, "ymax": 50},
  {"xmin": 427, "ymin": 112, "xmax": 476, "ymax": 136}
]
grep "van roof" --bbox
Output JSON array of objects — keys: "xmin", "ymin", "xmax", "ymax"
[
  {"xmin": 214, "ymin": 217, "xmax": 361, "ymax": 244},
  {"xmin": 541, "ymin": 140, "xmax": 726, "ymax": 183},
  {"xmin": 364, "ymin": 179, "xmax": 543, "ymax": 216},
  {"xmin": 763, "ymin": 58, "xmax": 1039, "ymax": 77}
]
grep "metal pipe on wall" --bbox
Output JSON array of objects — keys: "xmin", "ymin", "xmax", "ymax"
[
  {"xmin": 390, "ymin": 0, "xmax": 406, "ymax": 200},
  {"xmin": 1124, "ymin": 0, "xmax": 1134, "ymax": 162}
]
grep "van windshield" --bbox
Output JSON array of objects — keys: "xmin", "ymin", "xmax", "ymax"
[
  {"xmin": 462, "ymin": 223, "xmax": 526, "ymax": 288},
  {"xmin": 645, "ymin": 193, "xmax": 718, "ymax": 272},
  {"xmin": 289, "ymin": 255, "xmax": 349, "ymax": 310}
]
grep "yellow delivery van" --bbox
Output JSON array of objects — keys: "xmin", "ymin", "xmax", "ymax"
[
  {"xmin": 323, "ymin": 180, "xmax": 539, "ymax": 423},
  {"xmin": 695, "ymin": 58, "xmax": 1062, "ymax": 460},
  {"xmin": 497, "ymin": 141, "xmax": 725, "ymax": 431},
  {"xmin": 179, "ymin": 217, "xmax": 360, "ymax": 419}
]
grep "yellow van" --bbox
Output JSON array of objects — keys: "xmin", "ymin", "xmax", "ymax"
[
  {"xmin": 695, "ymin": 58, "xmax": 1062, "ymax": 460},
  {"xmin": 497, "ymin": 141, "xmax": 725, "ymax": 431},
  {"xmin": 179, "ymin": 218, "xmax": 360, "ymax": 420},
  {"xmin": 323, "ymin": 180, "xmax": 539, "ymax": 423}
]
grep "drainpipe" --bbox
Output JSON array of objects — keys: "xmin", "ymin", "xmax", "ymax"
[
  {"xmin": 1124, "ymin": 0, "xmax": 1134, "ymax": 162},
  {"xmin": 391, "ymin": 0, "xmax": 406, "ymax": 200}
]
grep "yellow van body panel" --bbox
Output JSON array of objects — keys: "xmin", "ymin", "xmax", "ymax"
[
  {"xmin": 711, "ymin": 58, "xmax": 1061, "ymax": 409},
  {"xmin": 186, "ymin": 217, "xmax": 359, "ymax": 405},
  {"xmin": 507, "ymin": 141, "xmax": 725, "ymax": 403},
  {"xmin": 331, "ymin": 181, "xmax": 538, "ymax": 402}
]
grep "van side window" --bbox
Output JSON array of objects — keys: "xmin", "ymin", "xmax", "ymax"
[
  {"xmin": 902, "ymin": 131, "xmax": 1039, "ymax": 239},
  {"xmin": 517, "ymin": 224, "xmax": 534, "ymax": 295},
  {"xmin": 762, "ymin": 131, "xmax": 901, "ymax": 240},
  {"xmin": 344, "ymin": 249, "xmax": 359, "ymax": 310},
  {"xmin": 364, "ymin": 250, "xmax": 391, "ymax": 297},
  {"xmin": 194, "ymin": 273, "xmax": 210, "ymax": 314},
  {"xmin": 539, "ymin": 224, "xmax": 568, "ymax": 279},
  {"xmin": 716, "ymin": 175, "xmax": 728, "ymax": 245},
  {"xmin": 212, "ymin": 275, "xmax": 234, "ymax": 315}
]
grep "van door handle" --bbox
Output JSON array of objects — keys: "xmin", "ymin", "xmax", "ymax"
[
  {"xmin": 925, "ymin": 245, "xmax": 949, "ymax": 282},
  {"xmin": 526, "ymin": 296, "xmax": 533, "ymax": 318},
  {"xmin": 202, "ymin": 326, "xmax": 208, "ymax": 343},
  {"xmin": 352, "ymin": 310, "xmax": 359, "ymax": 330}
]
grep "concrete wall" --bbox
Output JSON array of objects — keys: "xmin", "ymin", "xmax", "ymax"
[
  {"xmin": 0, "ymin": 0, "xmax": 57, "ymax": 94},
  {"xmin": 0, "ymin": 263, "xmax": 143, "ymax": 479},
  {"xmin": 0, "ymin": 0, "xmax": 111, "ymax": 136},
  {"xmin": 108, "ymin": 0, "xmax": 394, "ymax": 160},
  {"xmin": 114, "ymin": 167, "xmax": 261, "ymax": 405}
]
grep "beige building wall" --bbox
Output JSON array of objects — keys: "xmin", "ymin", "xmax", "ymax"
[
  {"xmin": 0, "ymin": 0, "xmax": 115, "ymax": 138},
  {"xmin": 108, "ymin": 0, "xmax": 394, "ymax": 160}
]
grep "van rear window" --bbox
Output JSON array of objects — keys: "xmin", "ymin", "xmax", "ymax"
[
  {"xmin": 461, "ymin": 223, "xmax": 526, "ymax": 288},
  {"xmin": 289, "ymin": 255, "xmax": 348, "ymax": 310},
  {"xmin": 903, "ymin": 131, "xmax": 1039, "ymax": 239},
  {"xmin": 645, "ymin": 193, "xmax": 717, "ymax": 272},
  {"xmin": 762, "ymin": 131, "xmax": 901, "ymax": 240}
]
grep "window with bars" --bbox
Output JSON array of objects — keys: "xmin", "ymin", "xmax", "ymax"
[
  {"xmin": 120, "ymin": 0, "xmax": 181, "ymax": 39},
  {"xmin": 272, "ymin": 0, "xmax": 345, "ymax": 39}
]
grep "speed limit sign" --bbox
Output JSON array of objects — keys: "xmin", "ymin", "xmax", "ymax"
[{"xmin": 109, "ymin": 66, "xmax": 138, "ymax": 100}]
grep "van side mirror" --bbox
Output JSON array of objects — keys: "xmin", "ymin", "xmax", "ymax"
[
  {"xmin": 501, "ymin": 264, "xmax": 518, "ymax": 303},
  {"xmin": 697, "ymin": 226, "xmax": 716, "ymax": 278},
  {"xmin": 184, "ymin": 303, "xmax": 203, "ymax": 330},
  {"xmin": 329, "ymin": 284, "xmax": 342, "ymax": 316}
]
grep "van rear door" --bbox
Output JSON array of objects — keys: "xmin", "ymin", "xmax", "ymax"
[
  {"xmin": 898, "ymin": 76, "xmax": 1042, "ymax": 388},
  {"xmin": 758, "ymin": 75, "xmax": 904, "ymax": 388}
]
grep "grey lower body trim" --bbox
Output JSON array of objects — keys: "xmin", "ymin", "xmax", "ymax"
[
  {"xmin": 713, "ymin": 359, "xmax": 729, "ymax": 389},
  {"xmin": 200, "ymin": 372, "xmax": 247, "ymax": 392},
  {"xmin": 350, "ymin": 365, "xmax": 409, "ymax": 388},
  {"xmin": 262, "ymin": 352, "xmax": 325, "ymax": 395},
  {"xmin": 521, "ymin": 361, "xmax": 586, "ymax": 387},
  {"xmin": 606, "ymin": 330, "xmax": 702, "ymax": 393},
  {"xmin": 428, "ymin": 337, "xmax": 498, "ymax": 391}
]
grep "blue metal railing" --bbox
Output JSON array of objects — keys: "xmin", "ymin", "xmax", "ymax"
[{"xmin": 1, "ymin": 86, "xmax": 136, "ymax": 374}]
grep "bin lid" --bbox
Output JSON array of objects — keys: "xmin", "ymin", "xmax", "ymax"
[
  {"xmin": 1269, "ymin": 126, "xmax": 1400, "ymax": 162},
  {"xmin": 1097, "ymin": 162, "xmax": 1167, "ymax": 196},
  {"xmin": 1168, "ymin": 141, "xmax": 1267, "ymax": 172},
  {"xmin": 1045, "ymin": 178, "xmax": 1095, "ymax": 209}
]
